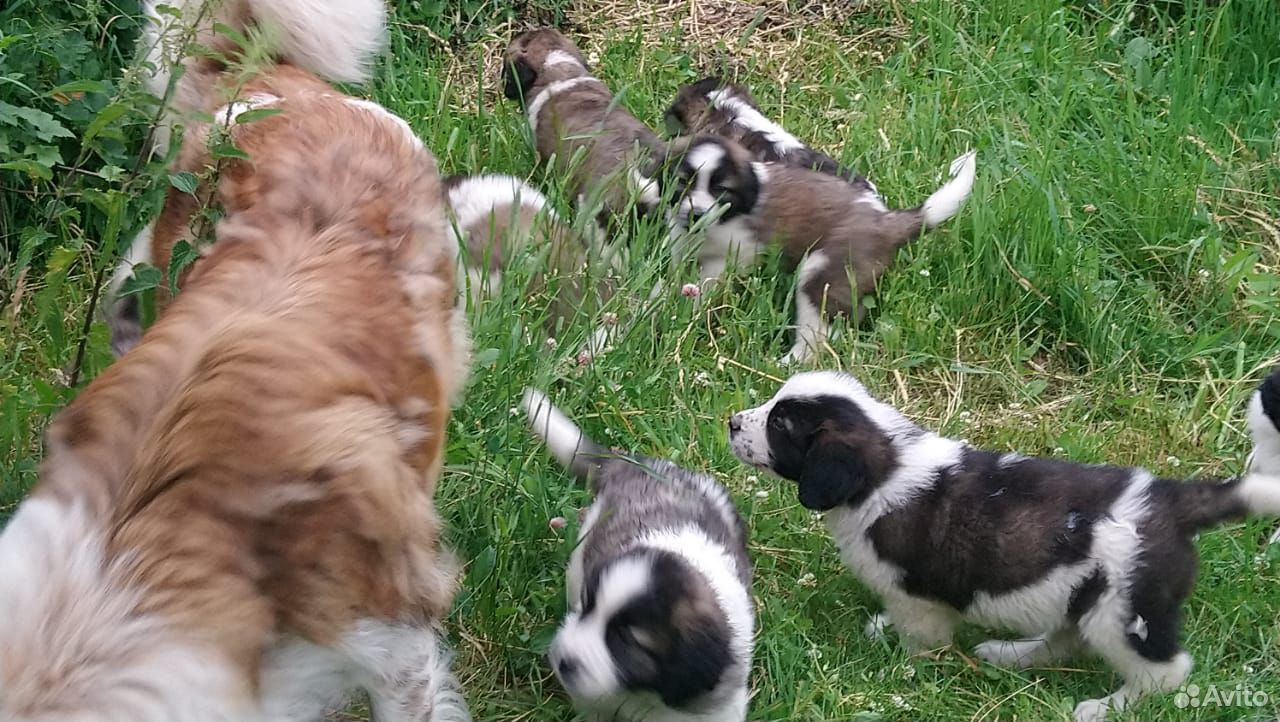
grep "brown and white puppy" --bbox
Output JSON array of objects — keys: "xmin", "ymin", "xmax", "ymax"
[
  {"xmin": 445, "ymin": 173, "xmax": 621, "ymax": 354},
  {"xmin": 665, "ymin": 77, "xmax": 880, "ymax": 200},
  {"xmin": 501, "ymin": 28, "xmax": 662, "ymax": 230},
  {"xmin": 105, "ymin": 0, "xmax": 388, "ymax": 357},
  {"xmin": 729, "ymin": 371, "xmax": 1280, "ymax": 722},
  {"xmin": 0, "ymin": 2, "xmax": 472, "ymax": 720},
  {"xmin": 523, "ymin": 389, "xmax": 754, "ymax": 722},
  {"xmin": 654, "ymin": 135, "xmax": 976, "ymax": 364}
]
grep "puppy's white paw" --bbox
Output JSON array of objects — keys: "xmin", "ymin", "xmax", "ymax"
[
  {"xmin": 1072, "ymin": 697, "xmax": 1112, "ymax": 722},
  {"xmin": 863, "ymin": 612, "xmax": 891, "ymax": 641},
  {"xmin": 779, "ymin": 343, "xmax": 813, "ymax": 366},
  {"xmin": 973, "ymin": 638, "xmax": 1048, "ymax": 668},
  {"xmin": 973, "ymin": 639, "xmax": 1017, "ymax": 665}
]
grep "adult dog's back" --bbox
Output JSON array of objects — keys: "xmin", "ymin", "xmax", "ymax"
[{"xmin": 0, "ymin": 3, "xmax": 472, "ymax": 720}]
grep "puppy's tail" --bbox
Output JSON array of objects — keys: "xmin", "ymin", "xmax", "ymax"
[
  {"xmin": 521, "ymin": 388, "xmax": 611, "ymax": 483},
  {"xmin": 919, "ymin": 150, "xmax": 977, "ymax": 229},
  {"xmin": 1169, "ymin": 370, "xmax": 1280, "ymax": 532}
]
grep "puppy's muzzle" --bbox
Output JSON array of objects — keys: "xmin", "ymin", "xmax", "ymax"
[{"xmin": 728, "ymin": 413, "xmax": 744, "ymax": 435}]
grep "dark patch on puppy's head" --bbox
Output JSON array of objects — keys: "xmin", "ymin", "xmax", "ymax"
[
  {"xmin": 764, "ymin": 395, "xmax": 898, "ymax": 510},
  {"xmin": 1258, "ymin": 367, "xmax": 1280, "ymax": 430},
  {"xmin": 612, "ymin": 551, "xmax": 731, "ymax": 708},
  {"xmin": 502, "ymin": 28, "xmax": 589, "ymax": 102},
  {"xmin": 655, "ymin": 135, "xmax": 760, "ymax": 224},
  {"xmin": 664, "ymin": 77, "xmax": 725, "ymax": 136}
]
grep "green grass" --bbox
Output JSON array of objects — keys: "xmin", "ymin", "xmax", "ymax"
[{"xmin": 5, "ymin": 0, "xmax": 1280, "ymax": 719}]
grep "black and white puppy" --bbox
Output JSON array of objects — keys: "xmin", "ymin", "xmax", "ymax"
[
  {"xmin": 664, "ymin": 77, "xmax": 880, "ymax": 200},
  {"xmin": 653, "ymin": 135, "xmax": 975, "ymax": 364},
  {"xmin": 728, "ymin": 370, "xmax": 1280, "ymax": 722},
  {"xmin": 502, "ymin": 28, "xmax": 661, "ymax": 229},
  {"xmin": 1244, "ymin": 366, "xmax": 1280, "ymax": 545},
  {"xmin": 523, "ymin": 388, "xmax": 753, "ymax": 722}
]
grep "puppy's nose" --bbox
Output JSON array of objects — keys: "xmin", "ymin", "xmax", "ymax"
[
  {"xmin": 556, "ymin": 656, "xmax": 579, "ymax": 680},
  {"xmin": 729, "ymin": 414, "xmax": 743, "ymax": 434}
]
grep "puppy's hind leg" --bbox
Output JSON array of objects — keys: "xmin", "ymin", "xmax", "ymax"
[
  {"xmin": 343, "ymin": 619, "xmax": 472, "ymax": 722},
  {"xmin": 974, "ymin": 627, "xmax": 1082, "ymax": 669},
  {"xmin": 1075, "ymin": 602, "xmax": 1192, "ymax": 722},
  {"xmin": 781, "ymin": 251, "xmax": 845, "ymax": 365}
]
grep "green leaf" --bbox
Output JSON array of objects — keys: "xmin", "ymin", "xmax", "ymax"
[
  {"xmin": 0, "ymin": 100, "xmax": 74, "ymax": 141},
  {"xmin": 117, "ymin": 263, "xmax": 162, "ymax": 298},
  {"xmin": 0, "ymin": 159, "xmax": 53, "ymax": 181},
  {"xmin": 83, "ymin": 101, "xmax": 129, "ymax": 143},
  {"xmin": 231, "ymin": 107, "xmax": 283, "ymax": 124},
  {"xmin": 466, "ymin": 545, "xmax": 497, "ymax": 587},
  {"xmin": 210, "ymin": 141, "xmax": 250, "ymax": 160},
  {"xmin": 212, "ymin": 22, "xmax": 250, "ymax": 49},
  {"xmin": 44, "ymin": 246, "xmax": 78, "ymax": 275},
  {"xmin": 168, "ymin": 171, "xmax": 199, "ymax": 194},
  {"xmin": 473, "ymin": 347, "xmax": 500, "ymax": 367},
  {"xmin": 47, "ymin": 79, "xmax": 108, "ymax": 97},
  {"xmin": 1124, "ymin": 36, "xmax": 1154, "ymax": 68},
  {"xmin": 167, "ymin": 240, "xmax": 201, "ymax": 296}
]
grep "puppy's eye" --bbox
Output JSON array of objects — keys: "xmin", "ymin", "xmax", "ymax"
[{"xmin": 768, "ymin": 416, "xmax": 786, "ymax": 431}]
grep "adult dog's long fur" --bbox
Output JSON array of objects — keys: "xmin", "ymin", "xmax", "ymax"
[
  {"xmin": 0, "ymin": 2, "xmax": 472, "ymax": 719},
  {"xmin": 106, "ymin": 0, "xmax": 389, "ymax": 357}
]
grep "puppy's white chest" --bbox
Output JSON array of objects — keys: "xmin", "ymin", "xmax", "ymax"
[
  {"xmin": 824, "ymin": 507, "xmax": 903, "ymax": 596},
  {"xmin": 698, "ymin": 217, "xmax": 763, "ymax": 275}
]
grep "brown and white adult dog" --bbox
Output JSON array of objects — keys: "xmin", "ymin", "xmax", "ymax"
[
  {"xmin": 654, "ymin": 135, "xmax": 976, "ymax": 364},
  {"xmin": 0, "ymin": 1, "xmax": 473, "ymax": 720},
  {"xmin": 105, "ymin": 0, "xmax": 389, "ymax": 356},
  {"xmin": 501, "ymin": 28, "xmax": 662, "ymax": 230}
]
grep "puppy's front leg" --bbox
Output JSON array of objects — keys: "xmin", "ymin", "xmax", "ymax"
[{"xmin": 882, "ymin": 593, "xmax": 956, "ymax": 653}]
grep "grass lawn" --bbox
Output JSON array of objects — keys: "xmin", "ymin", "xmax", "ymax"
[{"xmin": 3, "ymin": 0, "xmax": 1280, "ymax": 719}]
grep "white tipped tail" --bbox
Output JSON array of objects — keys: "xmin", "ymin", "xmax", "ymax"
[
  {"xmin": 921, "ymin": 150, "xmax": 977, "ymax": 228},
  {"xmin": 142, "ymin": 0, "xmax": 386, "ymax": 90},
  {"xmin": 139, "ymin": 0, "xmax": 387, "ymax": 152},
  {"xmin": 520, "ymin": 388, "xmax": 606, "ymax": 481},
  {"xmin": 246, "ymin": 0, "xmax": 388, "ymax": 84}
]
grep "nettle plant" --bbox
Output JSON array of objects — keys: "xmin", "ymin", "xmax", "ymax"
[{"xmin": 0, "ymin": 3, "xmax": 284, "ymax": 509}]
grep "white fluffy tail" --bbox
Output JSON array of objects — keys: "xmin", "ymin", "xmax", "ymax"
[
  {"xmin": 241, "ymin": 0, "xmax": 387, "ymax": 84},
  {"xmin": 920, "ymin": 150, "xmax": 977, "ymax": 228},
  {"xmin": 139, "ymin": 0, "xmax": 386, "ymax": 151},
  {"xmin": 520, "ymin": 388, "xmax": 606, "ymax": 481},
  {"xmin": 142, "ymin": 0, "xmax": 386, "ymax": 91}
]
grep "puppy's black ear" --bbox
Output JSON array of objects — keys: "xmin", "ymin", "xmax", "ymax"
[
  {"xmin": 503, "ymin": 57, "xmax": 537, "ymax": 101},
  {"xmin": 663, "ymin": 107, "xmax": 684, "ymax": 137},
  {"xmin": 731, "ymin": 156, "xmax": 761, "ymax": 214},
  {"xmin": 798, "ymin": 434, "xmax": 866, "ymax": 510},
  {"xmin": 656, "ymin": 608, "xmax": 730, "ymax": 707}
]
